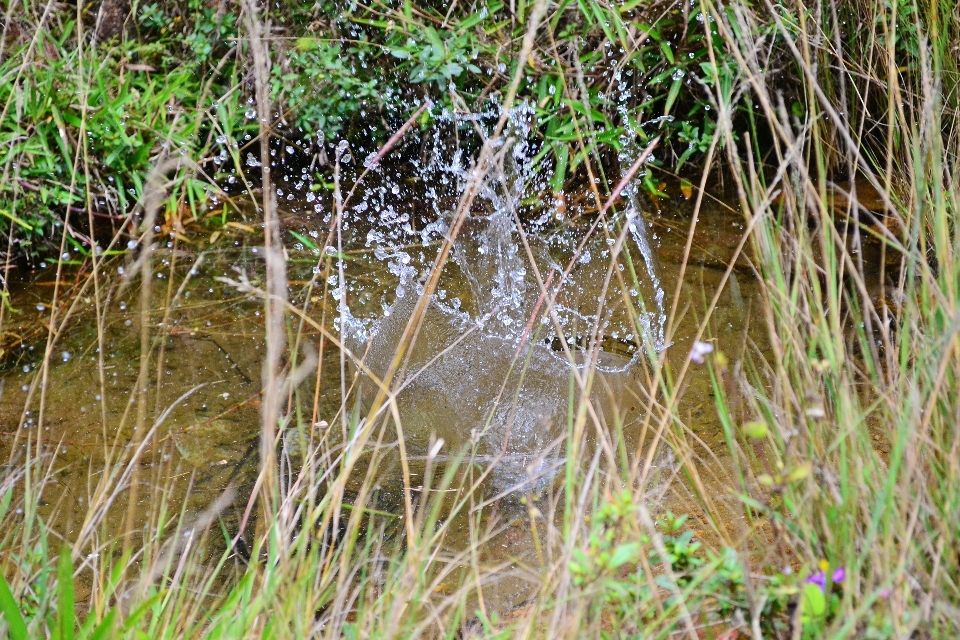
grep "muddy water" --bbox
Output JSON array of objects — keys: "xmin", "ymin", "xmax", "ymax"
[
  {"xmin": 0, "ymin": 184, "xmax": 763, "ymax": 614},
  {"xmin": 0, "ymin": 245, "xmax": 272, "ymax": 545},
  {"xmin": 330, "ymin": 184, "xmax": 768, "ymax": 612}
]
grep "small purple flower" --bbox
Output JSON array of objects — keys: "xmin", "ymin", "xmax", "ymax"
[
  {"xmin": 806, "ymin": 566, "xmax": 845, "ymax": 591},
  {"xmin": 806, "ymin": 571, "xmax": 826, "ymax": 590},
  {"xmin": 689, "ymin": 341, "xmax": 714, "ymax": 364}
]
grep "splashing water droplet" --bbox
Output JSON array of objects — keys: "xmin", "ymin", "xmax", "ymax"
[{"xmin": 328, "ymin": 102, "xmax": 669, "ymax": 490}]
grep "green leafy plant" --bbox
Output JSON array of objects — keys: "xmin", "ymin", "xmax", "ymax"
[
  {"xmin": 0, "ymin": 1, "xmax": 248, "ymax": 256},
  {"xmin": 0, "ymin": 546, "xmax": 117, "ymax": 640}
]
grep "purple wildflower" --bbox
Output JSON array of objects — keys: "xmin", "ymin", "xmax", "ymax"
[
  {"xmin": 806, "ymin": 571, "xmax": 826, "ymax": 590},
  {"xmin": 689, "ymin": 341, "xmax": 714, "ymax": 364},
  {"xmin": 806, "ymin": 566, "xmax": 845, "ymax": 591}
]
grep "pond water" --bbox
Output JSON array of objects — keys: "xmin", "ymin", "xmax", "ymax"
[{"xmin": 0, "ymin": 114, "xmax": 767, "ymax": 615}]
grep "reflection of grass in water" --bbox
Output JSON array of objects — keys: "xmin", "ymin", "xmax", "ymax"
[{"xmin": 2, "ymin": 1, "xmax": 960, "ymax": 639}]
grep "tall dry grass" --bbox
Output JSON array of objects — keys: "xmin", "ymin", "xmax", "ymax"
[{"xmin": 1, "ymin": 0, "xmax": 959, "ymax": 638}]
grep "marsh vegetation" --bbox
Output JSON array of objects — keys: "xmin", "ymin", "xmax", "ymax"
[{"xmin": 0, "ymin": 0, "xmax": 958, "ymax": 638}]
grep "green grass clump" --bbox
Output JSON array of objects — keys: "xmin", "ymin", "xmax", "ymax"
[{"xmin": 0, "ymin": 0, "xmax": 745, "ymax": 257}]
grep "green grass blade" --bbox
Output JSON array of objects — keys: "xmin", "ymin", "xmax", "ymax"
[
  {"xmin": 57, "ymin": 546, "xmax": 75, "ymax": 640},
  {"xmin": 0, "ymin": 573, "xmax": 28, "ymax": 640},
  {"xmin": 85, "ymin": 609, "xmax": 116, "ymax": 640}
]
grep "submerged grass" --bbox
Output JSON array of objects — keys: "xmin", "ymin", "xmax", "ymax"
[{"xmin": 1, "ymin": 0, "xmax": 959, "ymax": 638}]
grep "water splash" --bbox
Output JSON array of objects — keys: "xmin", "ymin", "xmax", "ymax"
[{"xmin": 331, "ymin": 103, "xmax": 666, "ymax": 488}]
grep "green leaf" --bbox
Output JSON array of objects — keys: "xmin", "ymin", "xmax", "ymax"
[
  {"xmin": 587, "ymin": 1, "xmax": 619, "ymax": 48},
  {"xmin": 802, "ymin": 582, "xmax": 826, "ymax": 617},
  {"xmin": 663, "ymin": 76, "xmax": 683, "ymax": 118},
  {"xmin": 608, "ymin": 542, "xmax": 640, "ymax": 570},
  {"xmin": 84, "ymin": 609, "xmax": 116, "ymax": 640},
  {"xmin": 676, "ymin": 146, "xmax": 697, "ymax": 172},
  {"xmin": 550, "ymin": 144, "xmax": 569, "ymax": 192},
  {"xmin": 289, "ymin": 230, "xmax": 321, "ymax": 252},
  {"xmin": 659, "ymin": 41, "xmax": 675, "ymax": 65},
  {"xmin": 424, "ymin": 27, "xmax": 444, "ymax": 50},
  {"xmin": 62, "ymin": 111, "xmax": 83, "ymax": 128},
  {"xmin": 618, "ymin": 0, "xmax": 647, "ymax": 13},
  {"xmin": 122, "ymin": 591, "xmax": 166, "ymax": 632},
  {"xmin": 58, "ymin": 546, "xmax": 75, "ymax": 640},
  {"xmin": 595, "ymin": 128, "xmax": 624, "ymax": 148},
  {"xmin": 0, "ymin": 573, "xmax": 28, "ymax": 640},
  {"xmin": 460, "ymin": 6, "xmax": 494, "ymax": 30},
  {"xmin": 653, "ymin": 575, "xmax": 677, "ymax": 590}
]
